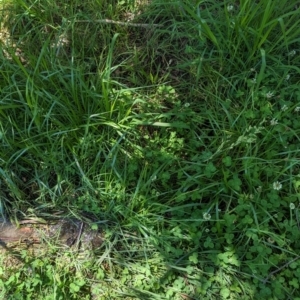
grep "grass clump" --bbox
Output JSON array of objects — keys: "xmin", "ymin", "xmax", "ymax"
[{"xmin": 1, "ymin": 0, "xmax": 300, "ymax": 299}]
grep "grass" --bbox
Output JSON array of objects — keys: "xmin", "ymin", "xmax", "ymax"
[{"xmin": 1, "ymin": 0, "xmax": 300, "ymax": 298}]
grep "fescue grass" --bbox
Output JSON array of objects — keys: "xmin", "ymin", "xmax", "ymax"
[{"xmin": 1, "ymin": 0, "xmax": 300, "ymax": 299}]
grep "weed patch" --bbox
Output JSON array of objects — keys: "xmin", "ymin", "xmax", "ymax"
[{"xmin": 1, "ymin": 0, "xmax": 300, "ymax": 299}]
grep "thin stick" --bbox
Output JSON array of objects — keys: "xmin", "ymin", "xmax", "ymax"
[
  {"xmin": 263, "ymin": 256, "xmax": 300, "ymax": 284},
  {"xmin": 75, "ymin": 222, "xmax": 84, "ymax": 249},
  {"xmin": 75, "ymin": 19, "xmax": 161, "ymax": 28}
]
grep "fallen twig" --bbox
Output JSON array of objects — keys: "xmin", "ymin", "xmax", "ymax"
[
  {"xmin": 75, "ymin": 222, "xmax": 84, "ymax": 250},
  {"xmin": 263, "ymin": 255, "xmax": 300, "ymax": 284},
  {"xmin": 75, "ymin": 19, "xmax": 161, "ymax": 28}
]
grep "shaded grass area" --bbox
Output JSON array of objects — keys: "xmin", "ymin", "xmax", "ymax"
[{"xmin": 1, "ymin": 0, "xmax": 300, "ymax": 299}]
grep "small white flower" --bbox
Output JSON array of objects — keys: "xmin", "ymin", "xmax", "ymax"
[
  {"xmin": 151, "ymin": 175, "xmax": 157, "ymax": 182},
  {"xmin": 205, "ymin": 228, "xmax": 210, "ymax": 233},
  {"xmin": 281, "ymin": 105, "xmax": 288, "ymax": 112},
  {"xmin": 203, "ymin": 212, "xmax": 211, "ymax": 220},
  {"xmin": 288, "ymin": 50, "xmax": 296, "ymax": 57},
  {"xmin": 250, "ymin": 68, "xmax": 256, "ymax": 72},
  {"xmin": 184, "ymin": 103, "xmax": 190, "ymax": 108},
  {"xmin": 290, "ymin": 203, "xmax": 296, "ymax": 210},
  {"xmin": 256, "ymin": 186, "xmax": 262, "ymax": 193},
  {"xmin": 266, "ymin": 91, "xmax": 274, "ymax": 99},
  {"xmin": 270, "ymin": 118, "xmax": 278, "ymax": 126},
  {"xmin": 267, "ymin": 237, "xmax": 275, "ymax": 244},
  {"xmin": 273, "ymin": 181, "xmax": 282, "ymax": 191},
  {"xmin": 227, "ymin": 5, "xmax": 234, "ymax": 12},
  {"xmin": 294, "ymin": 107, "xmax": 300, "ymax": 112},
  {"xmin": 285, "ymin": 74, "xmax": 290, "ymax": 81}
]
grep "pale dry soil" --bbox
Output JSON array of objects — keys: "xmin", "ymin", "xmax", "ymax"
[{"xmin": 0, "ymin": 218, "xmax": 104, "ymax": 265}]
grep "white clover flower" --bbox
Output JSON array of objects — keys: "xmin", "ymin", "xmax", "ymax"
[
  {"xmin": 270, "ymin": 118, "xmax": 278, "ymax": 126},
  {"xmin": 266, "ymin": 91, "xmax": 274, "ymax": 99},
  {"xmin": 203, "ymin": 212, "xmax": 211, "ymax": 220},
  {"xmin": 227, "ymin": 5, "xmax": 234, "ymax": 12},
  {"xmin": 281, "ymin": 105, "xmax": 288, "ymax": 112},
  {"xmin": 267, "ymin": 237, "xmax": 275, "ymax": 244},
  {"xmin": 256, "ymin": 186, "xmax": 262, "ymax": 193},
  {"xmin": 295, "ymin": 107, "xmax": 300, "ymax": 112},
  {"xmin": 290, "ymin": 203, "xmax": 296, "ymax": 210},
  {"xmin": 288, "ymin": 50, "xmax": 296, "ymax": 57},
  {"xmin": 273, "ymin": 181, "xmax": 282, "ymax": 191},
  {"xmin": 151, "ymin": 175, "xmax": 157, "ymax": 182},
  {"xmin": 184, "ymin": 103, "xmax": 190, "ymax": 108}
]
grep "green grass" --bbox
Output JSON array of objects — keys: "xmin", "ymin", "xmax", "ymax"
[{"xmin": 1, "ymin": 0, "xmax": 300, "ymax": 298}]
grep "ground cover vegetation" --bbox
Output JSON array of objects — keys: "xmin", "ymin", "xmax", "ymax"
[{"xmin": 0, "ymin": 0, "xmax": 300, "ymax": 298}]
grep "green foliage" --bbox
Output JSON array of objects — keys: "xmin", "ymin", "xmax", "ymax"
[{"xmin": 1, "ymin": 0, "xmax": 300, "ymax": 299}]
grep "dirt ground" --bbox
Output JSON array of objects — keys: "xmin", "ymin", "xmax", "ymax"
[{"xmin": 0, "ymin": 218, "xmax": 104, "ymax": 257}]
